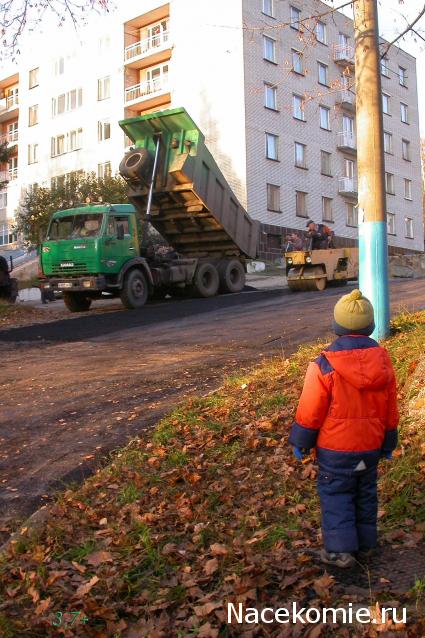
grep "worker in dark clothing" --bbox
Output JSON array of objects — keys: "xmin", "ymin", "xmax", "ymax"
[{"xmin": 306, "ymin": 220, "xmax": 334, "ymax": 249}]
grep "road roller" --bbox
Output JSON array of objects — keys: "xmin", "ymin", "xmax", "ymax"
[{"xmin": 285, "ymin": 248, "xmax": 359, "ymax": 292}]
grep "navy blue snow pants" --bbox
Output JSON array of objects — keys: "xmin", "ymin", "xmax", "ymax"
[{"xmin": 317, "ymin": 464, "xmax": 378, "ymax": 553}]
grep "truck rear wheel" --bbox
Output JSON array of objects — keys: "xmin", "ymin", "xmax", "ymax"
[
  {"xmin": 192, "ymin": 263, "xmax": 219, "ymax": 298},
  {"xmin": 63, "ymin": 292, "xmax": 92, "ymax": 312},
  {"xmin": 218, "ymin": 259, "xmax": 245, "ymax": 293},
  {"xmin": 120, "ymin": 268, "xmax": 149, "ymax": 309}
]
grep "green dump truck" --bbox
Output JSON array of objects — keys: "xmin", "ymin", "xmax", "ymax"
[{"xmin": 39, "ymin": 108, "xmax": 259, "ymax": 312}]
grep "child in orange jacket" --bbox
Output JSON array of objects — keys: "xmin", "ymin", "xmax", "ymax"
[{"xmin": 289, "ymin": 290, "xmax": 399, "ymax": 568}]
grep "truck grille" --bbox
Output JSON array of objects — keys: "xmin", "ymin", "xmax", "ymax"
[{"xmin": 51, "ymin": 262, "xmax": 90, "ymax": 274}]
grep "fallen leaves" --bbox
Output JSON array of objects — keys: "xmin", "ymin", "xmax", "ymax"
[{"xmin": 74, "ymin": 575, "xmax": 99, "ymax": 598}]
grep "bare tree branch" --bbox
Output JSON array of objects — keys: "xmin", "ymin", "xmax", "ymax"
[{"xmin": 380, "ymin": 3, "xmax": 425, "ymax": 57}]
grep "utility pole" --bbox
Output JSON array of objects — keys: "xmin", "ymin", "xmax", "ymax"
[{"xmin": 354, "ymin": 0, "xmax": 390, "ymax": 340}]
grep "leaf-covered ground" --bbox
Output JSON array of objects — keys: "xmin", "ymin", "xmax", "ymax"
[{"xmin": 1, "ymin": 312, "xmax": 425, "ymax": 638}]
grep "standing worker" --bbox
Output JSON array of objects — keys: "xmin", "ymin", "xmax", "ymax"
[
  {"xmin": 289, "ymin": 289, "xmax": 399, "ymax": 567},
  {"xmin": 306, "ymin": 220, "xmax": 334, "ymax": 249}
]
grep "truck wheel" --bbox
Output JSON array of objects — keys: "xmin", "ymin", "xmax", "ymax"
[
  {"xmin": 218, "ymin": 259, "xmax": 245, "ymax": 293},
  {"xmin": 120, "ymin": 269, "xmax": 149, "ymax": 309},
  {"xmin": 119, "ymin": 148, "xmax": 154, "ymax": 185},
  {"xmin": 63, "ymin": 292, "xmax": 92, "ymax": 312},
  {"xmin": 192, "ymin": 263, "xmax": 219, "ymax": 298}
]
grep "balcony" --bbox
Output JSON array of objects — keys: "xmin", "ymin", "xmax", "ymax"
[
  {"xmin": 338, "ymin": 177, "xmax": 358, "ymax": 197},
  {"xmin": 336, "ymin": 89, "xmax": 355, "ymax": 112},
  {"xmin": 0, "ymin": 130, "xmax": 18, "ymax": 146},
  {"xmin": 125, "ymin": 30, "xmax": 171, "ymax": 69},
  {"xmin": 125, "ymin": 75, "xmax": 170, "ymax": 110},
  {"xmin": 8, "ymin": 167, "xmax": 18, "ymax": 181},
  {"xmin": 333, "ymin": 44, "xmax": 354, "ymax": 66},
  {"xmin": 0, "ymin": 171, "xmax": 9, "ymax": 183},
  {"xmin": 337, "ymin": 130, "xmax": 356, "ymax": 153},
  {"xmin": 0, "ymin": 92, "xmax": 19, "ymax": 123}
]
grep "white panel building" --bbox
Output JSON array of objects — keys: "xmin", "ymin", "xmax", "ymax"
[{"xmin": 0, "ymin": 0, "xmax": 423, "ymax": 255}]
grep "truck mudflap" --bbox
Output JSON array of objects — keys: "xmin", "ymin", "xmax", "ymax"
[{"xmin": 40, "ymin": 275, "xmax": 106, "ymax": 293}]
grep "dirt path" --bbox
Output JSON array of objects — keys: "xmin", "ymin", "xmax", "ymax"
[{"xmin": 1, "ymin": 279, "xmax": 424, "ymax": 541}]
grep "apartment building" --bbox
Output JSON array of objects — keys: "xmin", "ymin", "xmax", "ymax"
[{"xmin": 0, "ymin": 0, "xmax": 423, "ymax": 254}]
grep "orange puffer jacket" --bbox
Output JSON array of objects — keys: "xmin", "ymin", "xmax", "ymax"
[{"xmin": 289, "ymin": 335, "xmax": 399, "ymax": 471}]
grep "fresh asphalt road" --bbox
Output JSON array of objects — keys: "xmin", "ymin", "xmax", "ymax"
[{"xmin": 0, "ymin": 278, "xmax": 424, "ymax": 541}]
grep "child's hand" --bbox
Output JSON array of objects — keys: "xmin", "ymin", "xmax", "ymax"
[
  {"xmin": 382, "ymin": 451, "xmax": 392, "ymax": 460},
  {"xmin": 293, "ymin": 446, "xmax": 309, "ymax": 461}
]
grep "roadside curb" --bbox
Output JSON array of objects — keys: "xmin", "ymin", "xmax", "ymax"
[{"xmin": 0, "ymin": 504, "xmax": 51, "ymax": 556}]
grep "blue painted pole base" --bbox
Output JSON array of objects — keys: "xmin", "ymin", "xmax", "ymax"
[{"xmin": 358, "ymin": 221, "xmax": 390, "ymax": 341}]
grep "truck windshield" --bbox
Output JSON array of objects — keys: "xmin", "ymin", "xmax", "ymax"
[{"xmin": 47, "ymin": 214, "xmax": 104, "ymax": 240}]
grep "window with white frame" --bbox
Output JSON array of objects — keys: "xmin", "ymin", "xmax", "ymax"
[
  {"xmin": 385, "ymin": 172, "xmax": 395, "ymax": 195},
  {"xmin": 400, "ymin": 102, "xmax": 408, "ymax": 123},
  {"xmin": 8, "ymin": 122, "xmax": 18, "ymax": 142},
  {"xmin": 293, "ymin": 94, "xmax": 305, "ymax": 121},
  {"xmin": 294, "ymin": 142, "xmax": 306, "ymax": 168},
  {"xmin": 51, "ymin": 129, "xmax": 82, "ymax": 157},
  {"xmin": 346, "ymin": 202, "xmax": 358, "ymax": 227},
  {"xmin": 28, "ymin": 144, "xmax": 38, "ymax": 165},
  {"xmin": 262, "ymin": 0, "xmax": 274, "ymax": 17},
  {"xmin": 52, "ymin": 88, "xmax": 83, "ymax": 116},
  {"xmin": 264, "ymin": 84, "xmax": 277, "ymax": 110},
  {"xmin": 263, "ymin": 35, "xmax": 276, "ymax": 62},
  {"xmin": 344, "ymin": 158, "xmax": 355, "ymax": 179},
  {"xmin": 382, "ymin": 93, "xmax": 390, "ymax": 114},
  {"xmin": 318, "ymin": 62, "xmax": 328, "ymax": 85},
  {"xmin": 321, "ymin": 150, "xmax": 332, "ymax": 176},
  {"xmin": 380, "ymin": 57, "xmax": 390, "ymax": 77},
  {"xmin": 316, "ymin": 21, "xmax": 327, "ymax": 44},
  {"xmin": 68, "ymin": 128, "xmax": 83, "ymax": 152},
  {"xmin": 404, "ymin": 178, "xmax": 412, "ymax": 200},
  {"xmin": 387, "ymin": 212, "xmax": 396, "ymax": 235},
  {"xmin": 98, "ymin": 119, "xmax": 111, "ymax": 142},
  {"xmin": 399, "ymin": 66, "xmax": 407, "ymax": 87},
  {"xmin": 28, "ymin": 104, "xmax": 38, "ymax": 126},
  {"xmin": 29, "ymin": 67, "xmax": 39, "ymax": 89},
  {"xmin": 402, "ymin": 139, "xmax": 410, "ymax": 161},
  {"xmin": 290, "ymin": 5, "xmax": 301, "ymax": 29},
  {"xmin": 98, "ymin": 76, "xmax": 111, "ymax": 100},
  {"xmin": 265, "ymin": 132, "xmax": 279, "ymax": 160},
  {"xmin": 405, "ymin": 217, "xmax": 414, "ymax": 238},
  {"xmin": 0, "ymin": 191, "xmax": 7, "ymax": 208},
  {"xmin": 267, "ymin": 184, "xmax": 280, "ymax": 211},
  {"xmin": 319, "ymin": 105, "xmax": 330, "ymax": 130},
  {"xmin": 8, "ymin": 157, "xmax": 18, "ymax": 179},
  {"xmin": 296, "ymin": 191, "xmax": 307, "ymax": 217},
  {"xmin": 383, "ymin": 131, "xmax": 393, "ymax": 154},
  {"xmin": 51, "ymin": 135, "xmax": 65, "ymax": 157},
  {"xmin": 98, "ymin": 161, "xmax": 112, "ymax": 179},
  {"xmin": 322, "ymin": 196, "xmax": 333, "ymax": 222},
  {"xmin": 54, "ymin": 57, "xmax": 65, "ymax": 75},
  {"xmin": 292, "ymin": 49, "xmax": 303, "ymax": 74}
]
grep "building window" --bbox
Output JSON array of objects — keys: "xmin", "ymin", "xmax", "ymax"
[
  {"xmin": 383, "ymin": 131, "xmax": 393, "ymax": 154},
  {"xmin": 321, "ymin": 150, "xmax": 332, "ymax": 176},
  {"xmin": 294, "ymin": 142, "xmax": 306, "ymax": 168},
  {"xmin": 404, "ymin": 178, "xmax": 412, "ymax": 200},
  {"xmin": 52, "ymin": 88, "xmax": 83, "ymax": 116},
  {"xmin": 29, "ymin": 67, "xmax": 39, "ymax": 89},
  {"xmin": 380, "ymin": 57, "xmax": 390, "ymax": 77},
  {"xmin": 98, "ymin": 119, "xmax": 111, "ymax": 141},
  {"xmin": 51, "ymin": 129, "xmax": 82, "ymax": 157},
  {"xmin": 98, "ymin": 161, "xmax": 112, "ymax": 179},
  {"xmin": 382, "ymin": 93, "xmax": 390, "ymax": 114},
  {"xmin": 51, "ymin": 135, "xmax": 65, "ymax": 157},
  {"xmin": 54, "ymin": 57, "xmax": 65, "ymax": 75},
  {"xmin": 385, "ymin": 172, "xmax": 395, "ymax": 195},
  {"xmin": 344, "ymin": 158, "xmax": 355, "ymax": 179},
  {"xmin": 264, "ymin": 83, "xmax": 277, "ymax": 110},
  {"xmin": 28, "ymin": 144, "xmax": 38, "ymax": 165},
  {"xmin": 317, "ymin": 62, "xmax": 328, "ymax": 86},
  {"xmin": 8, "ymin": 157, "xmax": 18, "ymax": 180},
  {"xmin": 295, "ymin": 190, "xmax": 307, "ymax": 217},
  {"xmin": 387, "ymin": 213, "xmax": 396, "ymax": 235},
  {"xmin": 405, "ymin": 217, "xmax": 414, "ymax": 239},
  {"xmin": 400, "ymin": 102, "xmax": 409, "ymax": 123},
  {"xmin": 290, "ymin": 5, "xmax": 301, "ymax": 29},
  {"xmin": 0, "ymin": 191, "xmax": 7, "ymax": 208},
  {"xmin": 265, "ymin": 132, "xmax": 279, "ymax": 160},
  {"xmin": 346, "ymin": 202, "xmax": 358, "ymax": 227},
  {"xmin": 402, "ymin": 139, "xmax": 410, "ymax": 161},
  {"xmin": 399, "ymin": 66, "xmax": 407, "ymax": 87},
  {"xmin": 293, "ymin": 94, "xmax": 305, "ymax": 121},
  {"xmin": 98, "ymin": 76, "xmax": 111, "ymax": 100},
  {"xmin": 267, "ymin": 184, "xmax": 280, "ymax": 212},
  {"xmin": 319, "ymin": 105, "xmax": 330, "ymax": 130},
  {"xmin": 322, "ymin": 196, "xmax": 333, "ymax": 222},
  {"xmin": 68, "ymin": 128, "xmax": 83, "ymax": 152},
  {"xmin": 263, "ymin": 35, "xmax": 276, "ymax": 63},
  {"xmin": 262, "ymin": 0, "xmax": 274, "ymax": 17},
  {"xmin": 316, "ymin": 21, "xmax": 327, "ymax": 44},
  {"xmin": 8, "ymin": 122, "xmax": 18, "ymax": 142},
  {"xmin": 292, "ymin": 49, "xmax": 303, "ymax": 74},
  {"xmin": 28, "ymin": 104, "xmax": 38, "ymax": 126}
]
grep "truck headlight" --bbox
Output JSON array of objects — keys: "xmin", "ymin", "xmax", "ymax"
[
  {"xmin": 42, "ymin": 246, "xmax": 50, "ymax": 253},
  {"xmin": 83, "ymin": 280, "xmax": 93, "ymax": 288},
  {"xmin": 287, "ymin": 258, "xmax": 293, "ymax": 265},
  {"xmin": 306, "ymin": 256, "xmax": 312, "ymax": 264}
]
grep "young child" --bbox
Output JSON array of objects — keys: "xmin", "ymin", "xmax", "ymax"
[{"xmin": 289, "ymin": 289, "xmax": 399, "ymax": 568}]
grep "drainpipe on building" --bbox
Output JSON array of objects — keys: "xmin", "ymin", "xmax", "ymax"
[{"xmin": 354, "ymin": 0, "xmax": 390, "ymax": 340}]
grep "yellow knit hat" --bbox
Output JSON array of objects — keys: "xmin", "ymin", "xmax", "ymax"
[{"xmin": 333, "ymin": 289, "xmax": 375, "ymax": 335}]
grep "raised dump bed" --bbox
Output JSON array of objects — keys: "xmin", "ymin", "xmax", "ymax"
[{"xmin": 118, "ymin": 107, "xmax": 259, "ymax": 259}]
